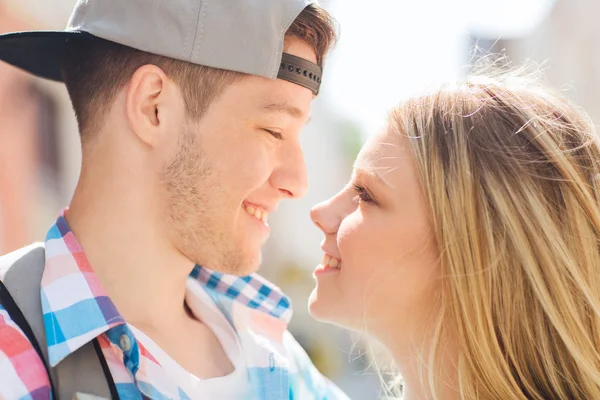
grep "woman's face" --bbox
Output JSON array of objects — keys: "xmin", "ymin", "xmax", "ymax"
[{"xmin": 309, "ymin": 126, "xmax": 440, "ymax": 344}]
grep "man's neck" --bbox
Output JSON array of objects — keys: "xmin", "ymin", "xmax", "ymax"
[
  {"xmin": 67, "ymin": 174, "xmax": 236, "ymax": 379},
  {"xmin": 66, "ymin": 171, "xmax": 194, "ymax": 329}
]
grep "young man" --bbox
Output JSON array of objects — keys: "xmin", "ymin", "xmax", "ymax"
[{"xmin": 0, "ymin": 1, "xmax": 346, "ymax": 399}]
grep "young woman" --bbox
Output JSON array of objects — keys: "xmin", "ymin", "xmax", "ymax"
[{"xmin": 310, "ymin": 72, "xmax": 600, "ymax": 399}]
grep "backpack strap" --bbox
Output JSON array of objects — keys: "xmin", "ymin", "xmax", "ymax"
[
  {"xmin": 0, "ymin": 245, "xmax": 58, "ymax": 389},
  {"xmin": 0, "ymin": 244, "xmax": 118, "ymax": 399},
  {"xmin": 0, "ymin": 278, "xmax": 57, "ymax": 398}
]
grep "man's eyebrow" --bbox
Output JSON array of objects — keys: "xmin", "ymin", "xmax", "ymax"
[{"xmin": 262, "ymin": 102, "xmax": 306, "ymax": 119}]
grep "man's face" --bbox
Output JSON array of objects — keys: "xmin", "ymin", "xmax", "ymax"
[{"xmin": 162, "ymin": 39, "xmax": 315, "ymax": 276}]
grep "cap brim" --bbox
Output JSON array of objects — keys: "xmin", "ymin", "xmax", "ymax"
[{"xmin": 0, "ymin": 31, "xmax": 93, "ymax": 82}]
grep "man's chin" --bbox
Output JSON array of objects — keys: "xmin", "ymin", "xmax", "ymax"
[
  {"xmin": 234, "ymin": 252, "xmax": 262, "ymax": 276},
  {"xmin": 204, "ymin": 250, "xmax": 262, "ymax": 277}
]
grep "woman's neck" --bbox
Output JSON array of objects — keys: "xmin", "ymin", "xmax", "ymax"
[{"xmin": 376, "ymin": 332, "xmax": 460, "ymax": 400}]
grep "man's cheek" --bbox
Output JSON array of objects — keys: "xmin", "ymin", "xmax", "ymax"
[{"xmin": 241, "ymin": 158, "xmax": 272, "ymax": 182}]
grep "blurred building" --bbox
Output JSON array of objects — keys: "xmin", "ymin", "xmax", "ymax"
[
  {"xmin": 0, "ymin": 3, "xmax": 39, "ymax": 253},
  {"xmin": 507, "ymin": 0, "xmax": 600, "ymax": 125},
  {"xmin": 470, "ymin": 0, "xmax": 600, "ymax": 125},
  {"xmin": 0, "ymin": 1, "xmax": 80, "ymax": 253}
]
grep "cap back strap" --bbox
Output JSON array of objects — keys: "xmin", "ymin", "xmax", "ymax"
[{"xmin": 278, "ymin": 53, "xmax": 322, "ymax": 95}]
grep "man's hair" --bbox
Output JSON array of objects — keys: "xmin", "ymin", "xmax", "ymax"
[{"xmin": 61, "ymin": 4, "xmax": 337, "ymax": 140}]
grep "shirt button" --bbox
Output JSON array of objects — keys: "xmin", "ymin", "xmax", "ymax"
[
  {"xmin": 269, "ymin": 353, "xmax": 275, "ymax": 371},
  {"xmin": 120, "ymin": 334, "xmax": 132, "ymax": 352}
]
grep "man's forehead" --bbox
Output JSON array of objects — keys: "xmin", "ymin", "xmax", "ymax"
[
  {"xmin": 251, "ymin": 80, "xmax": 313, "ymax": 120},
  {"xmin": 221, "ymin": 75, "xmax": 312, "ymax": 113},
  {"xmin": 283, "ymin": 37, "xmax": 318, "ymax": 65}
]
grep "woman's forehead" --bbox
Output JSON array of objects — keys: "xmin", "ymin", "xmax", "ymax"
[{"xmin": 354, "ymin": 127, "xmax": 411, "ymax": 188}]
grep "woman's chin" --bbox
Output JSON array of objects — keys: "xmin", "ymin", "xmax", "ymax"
[
  {"xmin": 308, "ymin": 286, "xmax": 333, "ymax": 322},
  {"xmin": 308, "ymin": 286, "xmax": 356, "ymax": 329}
]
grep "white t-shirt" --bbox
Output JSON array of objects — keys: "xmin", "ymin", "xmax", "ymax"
[{"xmin": 129, "ymin": 280, "xmax": 252, "ymax": 399}]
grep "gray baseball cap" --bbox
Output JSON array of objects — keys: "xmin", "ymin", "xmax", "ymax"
[{"xmin": 0, "ymin": 0, "xmax": 324, "ymax": 94}]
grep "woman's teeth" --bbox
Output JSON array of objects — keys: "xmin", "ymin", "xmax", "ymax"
[
  {"xmin": 322, "ymin": 253, "xmax": 341, "ymax": 269},
  {"xmin": 244, "ymin": 204, "xmax": 269, "ymax": 224}
]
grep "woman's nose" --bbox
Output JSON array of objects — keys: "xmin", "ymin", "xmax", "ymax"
[{"xmin": 310, "ymin": 197, "xmax": 340, "ymax": 235}]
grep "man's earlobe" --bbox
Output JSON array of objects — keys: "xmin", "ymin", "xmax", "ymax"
[{"xmin": 126, "ymin": 65, "xmax": 166, "ymax": 146}]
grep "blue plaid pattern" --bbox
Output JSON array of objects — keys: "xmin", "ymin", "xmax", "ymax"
[
  {"xmin": 190, "ymin": 266, "xmax": 293, "ymax": 321},
  {"xmin": 0, "ymin": 213, "xmax": 349, "ymax": 400}
]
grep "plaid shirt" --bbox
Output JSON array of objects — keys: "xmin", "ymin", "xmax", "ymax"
[{"xmin": 0, "ymin": 213, "xmax": 348, "ymax": 400}]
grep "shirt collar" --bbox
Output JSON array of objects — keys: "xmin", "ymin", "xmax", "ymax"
[
  {"xmin": 41, "ymin": 210, "xmax": 293, "ymax": 366},
  {"xmin": 42, "ymin": 214, "xmax": 124, "ymax": 366},
  {"xmin": 190, "ymin": 266, "xmax": 293, "ymax": 324}
]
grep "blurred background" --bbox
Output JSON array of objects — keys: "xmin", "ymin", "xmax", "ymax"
[{"xmin": 0, "ymin": 0, "xmax": 595, "ymax": 398}]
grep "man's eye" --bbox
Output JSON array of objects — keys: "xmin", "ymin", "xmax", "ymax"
[{"xmin": 263, "ymin": 129, "xmax": 284, "ymax": 140}]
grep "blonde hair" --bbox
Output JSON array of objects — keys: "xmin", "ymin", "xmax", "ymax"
[{"xmin": 389, "ymin": 68, "xmax": 600, "ymax": 399}]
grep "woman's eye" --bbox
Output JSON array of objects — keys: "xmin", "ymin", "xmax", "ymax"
[{"xmin": 353, "ymin": 184, "xmax": 375, "ymax": 204}]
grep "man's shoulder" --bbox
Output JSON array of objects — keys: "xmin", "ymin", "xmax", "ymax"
[
  {"xmin": 0, "ymin": 307, "xmax": 51, "ymax": 394},
  {"xmin": 0, "ymin": 242, "xmax": 45, "ymax": 280},
  {"xmin": 0, "ymin": 243, "xmax": 51, "ymax": 395}
]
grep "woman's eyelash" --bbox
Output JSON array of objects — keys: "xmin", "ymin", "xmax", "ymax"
[{"xmin": 353, "ymin": 184, "xmax": 375, "ymax": 204}]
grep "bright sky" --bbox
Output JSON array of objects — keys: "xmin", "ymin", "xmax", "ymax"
[
  {"xmin": 324, "ymin": 0, "xmax": 557, "ymax": 138},
  {"xmin": 11, "ymin": 0, "xmax": 556, "ymax": 140}
]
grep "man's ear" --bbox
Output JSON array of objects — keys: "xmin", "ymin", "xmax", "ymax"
[{"xmin": 125, "ymin": 64, "xmax": 168, "ymax": 147}]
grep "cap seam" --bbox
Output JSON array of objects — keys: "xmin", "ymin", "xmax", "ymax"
[
  {"xmin": 192, "ymin": 0, "xmax": 209, "ymax": 63},
  {"xmin": 182, "ymin": 1, "xmax": 199, "ymax": 59}
]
